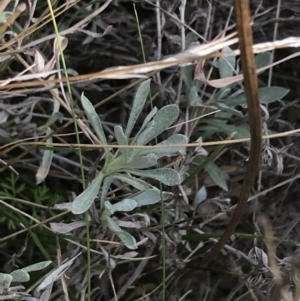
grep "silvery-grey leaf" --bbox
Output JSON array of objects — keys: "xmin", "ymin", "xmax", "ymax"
[
  {"xmin": 128, "ymin": 121, "xmax": 154, "ymax": 160},
  {"xmin": 225, "ymin": 87, "xmax": 289, "ymax": 107},
  {"xmin": 192, "ymin": 156, "xmax": 228, "ymax": 191},
  {"xmin": 188, "ymin": 85, "xmax": 201, "ymax": 106},
  {"xmin": 216, "ymin": 102, "xmax": 243, "ymax": 117},
  {"xmin": 125, "ymin": 79, "xmax": 151, "ymax": 138},
  {"xmin": 106, "ymin": 155, "xmax": 128, "ymax": 172},
  {"xmin": 36, "ymin": 253, "xmax": 81, "ymax": 291},
  {"xmin": 105, "ymin": 198, "xmax": 137, "ymax": 214},
  {"xmin": 54, "ymin": 203, "xmax": 72, "ymax": 211},
  {"xmin": 214, "ymin": 110, "xmax": 233, "ymax": 124},
  {"xmin": 126, "ymin": 153, "xmax": 157, "ymax": 169},
  {"xmin": 193, "ymin": 186, "xmax": 207, "ymax": 208},
  {"xmin": 134, "ymin": 120, "xmax": 154, "ymax": 146},
  {"xmin": 114, "ymin": 125, "xmax": 128, "ymax": 146},
  {"xmin": 22, "ymin": 261, "xmax": 51, "ymax": 273},
  {"xmin": 139, "ymin": 134, "xmax": 188, "ymax": 158},
  {"xmin": 183, "ymin": 65, "xmax": 193, "ymax": 92},
  {"xmin": 255, "ymin": 52, "xmax": 271, "ymax": 70},
  {"xmin": 36, "ymin": 128, "xmax": 53, "ymax": 184},
  {"xmin": 72, "ymin": 172, "xmax": 103, "ymax": 214},
  {"xmin": 0, "ymin": 274, "xmax": 12, "ymax": 294},
  {"xmin": 38, "ymin": 112, "xmax": 63, "ymax": 132},
  {"xmin": 215, "ymin": 87, "xmax": 231, "ymax": 101},
  {"xmin": 204, "ymin": 120, "xmax": 250, "ymax": 139},
  {"xmin": 50, "ymin": 221, "xmax": 86, "ymax": 233},
  {"xmin": 131, "ymin": 189, "xmax": 162, "ymax": 207},
  {"xmin": 130, "ymin": 189, "xmax": 171, "ymax": 206},
  {"xmin": 129, "ymin": 168, "xmax": 180, "ymax": 186},
  {"xmin": 104, "ymin": 201, "xmax": 114, "ymax": 215},
  {"xmin": 100, "ymin": 208, "xmax": 111, "ymax": 223},
  {"xmin": 111, "ymin": 173, "xmax": 151, "ymax": 190},
  {"xmin": 0, "ymin": 273, "xmax": 6, "ymax": 285},
  {"xmin": 258, "ymin": 87, "xmax": 289, "ymax": 104},
  {"xmin": 106, "ymin": 216, "xmax": 137, "ymax": 249},
  {"xmin": 136, "ymin": 105, "xmax": 179, "ymax": 146},
  {"xmin": 10, "ymin": 270, "xmax": 30, "ymax": 283},
  {"xmin": 100, "ymin": 177, "xmax": 112, "ymax": 208},
  {"xmin": 218, "ymin": 46, "xmax": 236, "ymax": 79},
  {"xmin": 81, "ymin": 93, "xmax": 109, "ymax": 156},
  {"xmin": 112, "ymin": 252, "xmax": 138, "ymax": 259},
  {"xmin": 132, "ymin": 107, "xmax": 158, "ymax": 144}
]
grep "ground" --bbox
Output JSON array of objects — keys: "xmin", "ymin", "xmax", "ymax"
[{"xmin": 0, "ymin": 1, "xmax": 300, "ymax": 300}]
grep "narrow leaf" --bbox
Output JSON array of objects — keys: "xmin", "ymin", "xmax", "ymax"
[
  {"xmin": 114, "ymin": 125, "xmax": 128, "ymax": 146},
  {"xmin": 219, "ymin": 46, "xmax": 236, "ymax": 78},
  {"xmin": 194, "ymin": 156, "xmax": 228, "ymax": 191},
  {"xmin": 131, "ymin": 189, "xmax": 171, "ymax": 206},
  {"xmin": 136, "ymin": 105, "xmax": 179, "ymax": 145},
  {"xmin": 193, "ymin": 186, "xmax": 207, "ymax": 207},
  {"xmin": 106, "ymin": 216, "xmax": 137, "ymax": 249},
  {"xmin": 22, "ymin": 261, "xmax": 52, "ymax": 272},
  {"xmin": 72, "ymin": 172, "xmax": 103, "ymax": 214},
  {"xmin": 131, "ymin": 107, "xmax": 158, "ymax": 145},
  {"xmin": 133, "ymin": 121, "xmax": 154, "ymax": 148},
  {"xmin": 255, "ymin": 52, "xmax": 271, "ymax": 70},
  {"xmin": 111, "ymin": 173, "xmax": 151, "ymax": 190},
  {"xmin": 114, "ymin": 125, "xmax": 128, "ymax": 159},
  {"xmin": 50, "ymin": 221, "xmax": 87, "ymax": 233},
  {"xmin": 182, "ymin": 133, "xmax": 234, "ymax": 185},
  {"xmin": 38, "ymin": 112, "xmax": 63, "ymax": 132},
  {"xmin": 183, "ymin": 65, "xmax": 193, "ymax": 93},
  {"xmin": 125, "ymin": 79, "xmax": 151, "ymax": 138},
  {"xmin": 36, "ymin": 127, "xmax": 53, "ymax": 184},
  {"xmin": 188, "ymin": 85, "xmax": 201, "ymax": 106},
  {"xmin": 105, "ymin": 198, "xmax": 137, "ymax": 214},
  {"xmin": 129, "ymin": 168, "xmax": 180, "ymax": 186},
  {"xmin": 36, "ymin": 253, "xmax": 81, "ymax": 291},
  {"xmin": 139, "ymin": 134, "xmax": 188, "ymax": 157},
  {"xmin": 0, "ymin": 273, "xmax": 6, "ymax": 285},
  {"xmin": 216, "ymin": 102, "xmax": 243, "ymax": 117},
  {"xmin": 113, "ymin": 252, "xmax": 138, "ymax": 259},
  {"xmin": 106, "ymin": 155, "xmax": 127, "ymax": 173},
  {"xmin": 126, "ymin": 154, "xmax": 157, "ymax": 169},
  {"xmin": 129, "ymin": 121, "xmax": 154, "ymax": 159},
  {"xmin": 81, "ymin": 93, "xmax": 109, "ymax": 156},
  {"xmin": 0, "ymin": 274, "xmax": 12, "ymax": 294},
  {"xmin": 205, "ymin": 120, "xmax": 250, "ymax": 139},
  {"xmin": 215, "ymin": 87, "xmax": 231, "ymax": 100},
  {"xmin": 257, "ymin": 86, "xmax": 289, "ymax": 104},
  {"xmin": 104, "ymin": 201, "xmax": 114, "ymax": 215},
  {"xmin": 100, "ymin": 177, "xmax": 112, "ymax": 209},
  {"xmin": 226, "ymin": 87, "xmax": 289, "ymax": 107}
]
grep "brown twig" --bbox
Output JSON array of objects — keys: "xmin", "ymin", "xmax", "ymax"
[{"xmin": 199, "ymin": 0, "xmax": 263, "ymax": 267}]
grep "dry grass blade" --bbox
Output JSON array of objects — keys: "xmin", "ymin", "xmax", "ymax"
[
  {"xmin": 0, "ymin": 36, "xmax": 300, "ymax": 89},
  {"xmin": 0, "ymin": 0, "xmax": 11, "ymax": 14}
]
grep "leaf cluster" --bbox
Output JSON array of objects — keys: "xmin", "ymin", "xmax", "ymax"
[
  {"xmin": 68, "ymin": 80, "xmax": 188, "ymax": 248},
  {"xmin": 0, "ymin": 261, "xmax": 51, "ymax": 298}
]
